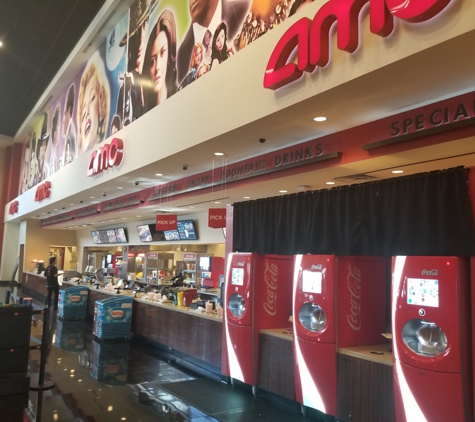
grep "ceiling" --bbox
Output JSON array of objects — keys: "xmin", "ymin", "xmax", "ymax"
[
  {"xmin": 4, "ymin": 1, "xmax": 475, "ymax": 231},
  {"xmin": 0, "ymin": 0, "xmax": 107, "ymax": 138}
]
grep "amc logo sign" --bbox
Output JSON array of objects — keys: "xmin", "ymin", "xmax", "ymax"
[
  {"xmin": 264, "ymin": 0, "xmax": 451, "ymax": 90},
  {"xmin": 9, "ymin": 201, "xmax": 19, "ymax": 215},
  {"xmin": 34, "ymin": 181, "xmax": 51, "ymax": 202},
  {"xmin": 87, "ymin": 138, "xmax": 124, "ymax": 176}
]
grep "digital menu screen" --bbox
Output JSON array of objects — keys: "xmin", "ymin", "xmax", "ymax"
[
  {"xmin": 231, "ymin": 268, "xmax": 244, "ymax": 286},
  {"xmin": 115, "ymin": 228, "xmax": 127, "ymax": 243},
  {"xmin": 177, "ymin": 220, "xmax": 197, "ymax": 240},
  {"xmin": 407, "ymin": 278, "xmax": 439, "ymax": 307},
  {"xmin": 106, "ymin": 230, "xmax": 117, "ymax": 243},
  {"xmin": 164, "ymin": 230, "xmax": 180, "ymax": 240},
  {"xmin": 302, "ymin": 270, "xmax": 322, "ymax": 294}
]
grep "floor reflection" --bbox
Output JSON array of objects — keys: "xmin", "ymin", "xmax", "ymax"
[{"xmin": 24, "ymin": 314, "xmax": 217, "ymax": 422}]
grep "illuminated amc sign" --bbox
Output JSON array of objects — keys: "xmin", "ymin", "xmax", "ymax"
[
  {"xmin": 264, "ymin": 0, "xmax": 451, "ymax": 90},
  {"xmin": 34, "ymin": 181, "xmax": 51, "ymax": 202},
  {"xmin": 9, "ymin": 201, "xmax": 19, "ymax": 215},
  {"xmin": 87, "ymin": 138, "xmax": 124, "ymax": 177}
]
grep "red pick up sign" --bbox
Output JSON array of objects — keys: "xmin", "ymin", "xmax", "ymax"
[
  {"xmin": 156, "ymin": 214, "xmax": 177, "ymax": 231},
  {"xmin": 208, "ymin": 208, "xmax": 226, "ymax": 228}
]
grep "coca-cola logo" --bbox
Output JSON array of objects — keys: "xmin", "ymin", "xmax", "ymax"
[
  {"xmin": 311, "ymin": 264, "xmax": 323, "ymax": 270},
  {"xmin": 422, "ymin": 269, "xmax": 439, "ymax": 276},
  {"xmin": 237, "ymin": 261, "xmax": 245, "ymax": 267},
  {"xmin": 263, "ymin": 260, "xmax": 278, "ymax": 316},
  {"xmin": 346, "ymin": 263, "xmax": 362, "ymax": 331}
]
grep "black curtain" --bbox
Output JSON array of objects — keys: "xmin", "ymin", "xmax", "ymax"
[{"xmin": 233, "ymin": 166, "xmax": 475, "ymax": 257}]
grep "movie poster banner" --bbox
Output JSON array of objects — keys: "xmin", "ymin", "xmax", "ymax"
[{"xmin": 18, "ymin": 0, "xmax": 314, "ymax": 195}]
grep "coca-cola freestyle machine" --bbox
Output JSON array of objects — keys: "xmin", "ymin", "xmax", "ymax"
[
  {"xmin": 292, "ymin": 255, "xmax": 387, "ymax": 416},
  {"xmin": 224, "ymin": 253, "xmax": 293, "ymax": 395},
  {"xmin": 392, "ymin": 256, "xmax": 473, "ymax": 422}
]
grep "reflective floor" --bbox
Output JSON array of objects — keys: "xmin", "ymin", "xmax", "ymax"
[{"xmin": 2, "ymin": 309, "xmax": 325, "ymax": 422}]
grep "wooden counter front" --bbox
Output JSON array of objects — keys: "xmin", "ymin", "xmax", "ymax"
[
  {"xmin": 22, "ymin": 272, "xmax": 47, "ymax": 301},
  {"xmin": 258, "ymin": 329, "xmax": 294, "ymax": 400},
  {"xmin": 337, "ymin": 345, "xmax": 395, "ymax": 422},
  {"xmin": 132, "ymin": 299, "xmax": 222, "ymax": 369}
]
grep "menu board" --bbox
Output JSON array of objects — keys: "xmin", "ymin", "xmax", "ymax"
[
  {"xmin": 164, "ymin": 230, "xmax": 180, "ymax": 240},
  {"xmin": 231, "ymin": 268, "xmax": 244, "ymax": 286},
  {"xmin": 177, "ymin": 220, "xmax": 197, "ymax": 240},
  {"xmin": 92, "ymin": 228, "xmax": 128, "ymax": 244},
  {"xmin": 407, "ymin": 278, "xmax": 439, "ymax": 307},
  {"xmin": 302, "ymin": 270, "xmax": 322, "ymax": 294}
]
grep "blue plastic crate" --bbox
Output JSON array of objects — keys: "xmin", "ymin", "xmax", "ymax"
[
  {"xmin": 93, "ymin": 296, "xmax": 133, "ymax": 340},
  {"xmin": 58, "ymin": 286, "xmax": 89, "ymax": 320}
]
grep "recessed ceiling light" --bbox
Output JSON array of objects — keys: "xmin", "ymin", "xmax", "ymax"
[
  {"xmin": 243, "ymin": 196, "xmax": 251, "ymax": 199},
  {"xmin": 214, "ymin": 201, "xmax": 221, "ymax": 204},
  {"xmin": 279, "ymin": 190, "xmax": 288, "ymax": 193},
  {"xmin": 326, "ymin": 181, "xmax": 336, "ymax": 185},
  {"xmin": 54, "ymin": 208, "xmax": 58, "ymax": 211},
  {"xmin": 90, "ymin": 196, "xmax": 95, "ymax": 199},
  {"xmin": 0, "ymin": 41, "xmax": 3, "ymax": 47},
  {"xmin": 136, "ymin": 215, "xmax": 141, "ymax": 217},
  {"xmin": 122, "ymin": 218, "xmax": 127, "ymax": 220},
  {"xmin": 117, "ymin": 187, "xmax": 123, "ymax": 189},
  {"xmin": 155, "ymin": 173, "xmax": 163, "ymax": 176},
  {"xmin": 313, "ymin": 116, "xmax": 327, "ymax": 122},
  {"xmin": 214, "ymin": 152, "xmax": 224, "ymax": 156},
  {"xmin": 69, "ymin": 203, "xmax": 74, "ymax": 205},
  {"xmin": 392, "ymin": 170, "xmax": 404, "ymax": 174}
]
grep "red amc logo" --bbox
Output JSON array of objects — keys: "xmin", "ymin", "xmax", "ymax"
[
  {"xmin": 87, "ymin": 138, "xmax": 124, "ymax": 176},
  {"xmin": 264, "ymin": 0, "xmax": 451, "ymax": 90},
  {"xmin": 34, "ymin": 181, "xmax": 51, "ymax": 202},
  {"xmin": 9, "ymin": 201, "xmax": 19, "ymax": 215}
]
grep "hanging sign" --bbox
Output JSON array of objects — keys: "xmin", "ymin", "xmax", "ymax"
[
  {"xmin": 156, "ymin": 214, "xmax": 177, "ymax": 231},
  {"xmin": 208, "ymin": 208, "xmax": 226, "ymax": 228}
]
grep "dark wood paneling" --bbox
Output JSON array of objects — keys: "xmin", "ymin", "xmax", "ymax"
[
  {"xmin": 132, "ymin": 301, "xmax": 222, "ymax": 367},
  {"xmin": 337, "ymin": 354, "xmax": 395, "ymax": 422},
  {"xmin": 22, "ymin": 273, "xmax": 47, "ymax": 297},
  {"xmin": 87, "ymin": 290, "xmax": 112, "ymax": 316},
  {"xmin": 258, "ymin": 334, "xmax": 295, "ymax": 400}
]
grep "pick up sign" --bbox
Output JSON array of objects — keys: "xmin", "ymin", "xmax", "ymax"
[
  {"xmin": 156, "ymin": 214, "xmax": 177, "ymax": 231},
  {"xmin": 208, "ymin": 208, "xmax": 226, "ymax": 228}
]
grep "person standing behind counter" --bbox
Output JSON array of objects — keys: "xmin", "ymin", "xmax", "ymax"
[{"xmin": 45, "ymin": 257, "xmax": 59, "ymax": 311}]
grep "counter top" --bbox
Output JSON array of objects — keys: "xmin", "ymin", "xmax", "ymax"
[
  {"xmin": 260, "ymin": 328, "xmax": 294, "ymax": 341},
  {"xmin": 62, "ymin": 281, "xmax": 222, "ymax": 322},
  {"xmin": 339, "ymin": 344, "xmax": 393, "ymax": 366}
]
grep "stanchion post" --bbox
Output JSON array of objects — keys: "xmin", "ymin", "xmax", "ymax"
[{"xmin": 30, "ymin": 307, "xmax": 55, "ymax": 391}]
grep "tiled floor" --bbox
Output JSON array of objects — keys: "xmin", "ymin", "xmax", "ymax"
[{"xmin": 2, "ymin": 306, "xmax": 325, "ymax": 421}]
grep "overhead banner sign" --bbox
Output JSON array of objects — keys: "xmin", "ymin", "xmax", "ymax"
[
  {"xmin": 208, "ymin": 208, "xmax": 226, "ymax": 228},
  {"xmin": 156, "ymin": 214, "xmax": 177, "ymax": 231}
]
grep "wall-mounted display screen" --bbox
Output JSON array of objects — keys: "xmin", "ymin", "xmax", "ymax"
[
  {"xmin": 199, "ymin": 256, "xmax": 211, "ymax": 271},
  {"xmin": 91, "ymin": 228, "xmax": 128, "ymax": 244},
  {"xmin": 231, "ymin": 268, "xmax": 244, "ymax": 286},
  {"xmin": 177, "ymin": 220, "xmax": 197, "ymax": 240},
  {"xmin": 164, "ymin": 230, "xmax": 180, "ymax": 240},
  {"xmin": 302, "ymin": 270, "xmax": 322, "ymax": 294},
  {"xmin": 137, "ymin": 225, "xmax": 153, "ymax": 242},
  {"xmin": 407, "ymin": 278, "xmax": 439, "ymax": 307},
  {"xmin": 136, "ymin": 224, "xmax": 165, "ymax": 242}
]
